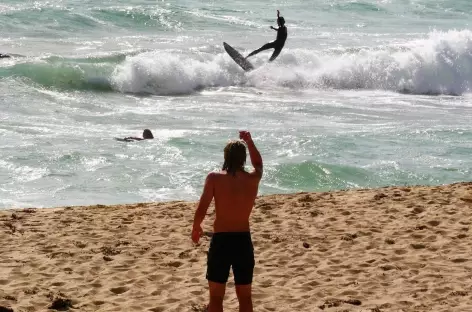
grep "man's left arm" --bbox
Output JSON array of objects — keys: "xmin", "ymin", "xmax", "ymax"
[{"xmin": 191, "ymin": 173, "xmax": 215, "ymax": 243}]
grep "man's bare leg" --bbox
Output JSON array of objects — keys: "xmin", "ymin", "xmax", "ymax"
[
  {"xmin": 208, "ymin": 281, "xmax": 226, "ymax": 312},
  {"xmin": 235, "ymin": 284, "xmax": 253, "ymax": 312}
]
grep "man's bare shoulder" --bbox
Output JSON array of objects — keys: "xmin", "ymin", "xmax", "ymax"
[
  {"xmin": 248, "ymin": 167, "xmax": 263, "ymax": 180},
  {"xmin": 208, "ymin": 171, "xmax": 226, "ymax": 176},
  {"xmin": 209, "ymin": 170, "xmax": 261, "ymax": 181},
  {"xmin": 207, "ymin": 171, "xmax": 226, "ymax": 180}
]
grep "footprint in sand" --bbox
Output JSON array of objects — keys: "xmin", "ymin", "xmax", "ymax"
[
  {"xmin": 451, "ymin": 258, "xmax": 468, "ymax": 263},
  {"xmin": 298, "ymin": 194, "xmax": 314, "ymax": 203},
  {"xmin": 410, "ymin": 243, "xmax": 426, "ymax": 249},
  {"xmin": 110, "ymin": 286, "xmax": 129, "ymax": 295},
  {"xmin": 411, "ymin": 233, "xmax": 424, "ymax": 239},
  {"xmin": 428, "ymin": 220, "xmax": 441, "ymax": 227},
  {"xmin": 147, "ymin": 274, "xmax": 165, "ymax": 282},
  {"xmin": 178, "ymin": 251, "xmax": 191, "ymax": 259},
  {"xmin": 394, "ymin": 249, "xmax": 408, "ymax": 255},
  {"xmin": 3, "ymin": 295, "xmax": 15, "ymax": 301},
  {"xmin": 341, "ymin": 233, "xmax": 357, "ymax": 241},
  {"xmin": 190, "ymin": 304, "xmax": 208, "ymax": 312},
  {"xmin": 339, "ymin": 290, "xmax": 358, "ymax": 296},
  {"xmin": 415, "ymin": 225, "xmax": 428, "ymax": 230},
  {"xmin": 166, "ymin": 261, "xmax": 183, "ymax": 268},
  {"xmin": 412, "ymin": 206, "xmax": 425, "ymax": 214},
  {"xmin": 373, "ymin": 193, "xmax": 387, "ymax": 200},
  {"xmin": 380, "ymin": 264, "xmax": 397, "ymax": 271},
  {"xmin": 151, "ymin": 289, "xmax": 163, "ymax": 296}
]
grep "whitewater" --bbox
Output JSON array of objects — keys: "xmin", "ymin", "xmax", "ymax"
[{"xmin": 0, "ymin": 0, "xmax": 471, "ymax": 208}]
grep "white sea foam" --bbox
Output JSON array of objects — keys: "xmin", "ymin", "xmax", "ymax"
[
  {"xmin": 110, "ymin": 51, "xmax": 246, "ymax": 95},
  {"xmin": 111, "ymin": 30, "xmax": 472, "ymax": 96}
]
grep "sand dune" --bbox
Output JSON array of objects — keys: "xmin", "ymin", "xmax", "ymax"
[{"xmin": 1, "ymin": 182, "xmax": 471, "ymax": 312}]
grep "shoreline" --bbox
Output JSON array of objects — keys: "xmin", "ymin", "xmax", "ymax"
[
  {"xmin": 1, "ymin": 182, "xmax": 471, "ymax": 311},
  {"xmin": 2, "ymin": 181, "xmax": 470, "ymax": 212}
]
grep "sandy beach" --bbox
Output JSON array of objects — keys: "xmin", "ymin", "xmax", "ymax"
[{"xmin": 1, "ymin": 182, "xmax": 471, "ymax": 312}]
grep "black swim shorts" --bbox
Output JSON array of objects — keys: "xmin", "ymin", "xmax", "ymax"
[{"xmin": 206, "ymin": 232, "xmax": 255, "ymax": 285}]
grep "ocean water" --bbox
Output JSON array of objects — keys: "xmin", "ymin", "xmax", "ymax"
[{"xmin": 0, "ymin": 0, "xmax": 471, "ymax": 208}]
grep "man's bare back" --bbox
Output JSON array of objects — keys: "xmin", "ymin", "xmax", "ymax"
[
  {"xmin": 211, "ymin": 169, "xmax": 260, "ymax": 232},
  {"xmin": 192, "ymin": 131, "xmax": 262, "ymax": 240},
  {"xmin": 192, "ymin": 131, "xmax": 262, "ymax": 312}
]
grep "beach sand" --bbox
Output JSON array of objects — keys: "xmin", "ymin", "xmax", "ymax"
[{"xmin": 1, "ymin": 182, "xmax": 471, "ymax": 312}]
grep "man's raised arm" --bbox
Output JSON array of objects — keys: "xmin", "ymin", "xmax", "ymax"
[{"xmin": 239, "ymin": 131, "xmax": 263, "ymax": 175}]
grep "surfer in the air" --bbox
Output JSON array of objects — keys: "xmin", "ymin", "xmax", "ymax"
[{"xmin": 246, "ymin": 10, "xmax": 287, "ymax": 62}]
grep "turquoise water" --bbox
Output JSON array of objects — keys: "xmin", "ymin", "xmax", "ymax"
[{"xmin": 0, "ymin": 0, "xmax": 471, "ymax": 208}]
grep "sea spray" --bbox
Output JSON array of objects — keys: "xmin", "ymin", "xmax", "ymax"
[
  {"xmin": 98, "ymin": 30, "xmax": 472, "ymax": 96},
  {"xmin": 110, "ymin": 51, "xmax": 245, "ymax": 95},
  {"xmin": 2, "ymin": 30, "xmax": 470, "ymax": 96},
  {"xmin": 249, "ymin": 30, "xmax": 472, "ymax": 95}
]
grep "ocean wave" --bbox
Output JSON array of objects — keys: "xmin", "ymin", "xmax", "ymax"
[
  {"xmin": 0, "ymin": 56, "xmax": 116, "ymax": 91},
  {"xmin": 110, "ymin": 51, "xmax": 246, "ymax": 95},
  {"xmin": 329, "ymin": 1, "xmax": 387, "ymax": 13},
  {"xmin": 267, "ymin": 160, "xmax": 371, "ymax": 191},
  {"xmin": 0, "ymin": 3, "xmax": 187, "ymax": 34},
  {"xmin": 250, "ymin": 29, "xmax": 472, "ymax": 95},
  {"xmin": 2, "ymin": 30, "xmax": 472, "ymax": 95},
  {"xmin": 90, "ymin": 6, "xmax": 184, "ymax": 31},
  {"xmin": 112, "ymin": 30, "xmax": 472, "ymax": 96}
]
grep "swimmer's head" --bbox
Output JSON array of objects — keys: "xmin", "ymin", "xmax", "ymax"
[
  {"xmin": 277, "ymin": 16, "xmax": 285, "ymax": 26},
  {"xmin": 143, "ymin": 129, "xmax": 154, "ymax": 139},
  {"xmin": 222, "ymin": 140, "xmax": 247, "ymax": 176}
]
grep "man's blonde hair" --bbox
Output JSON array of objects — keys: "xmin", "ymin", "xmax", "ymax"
[{"xmin": 222, "ymin": 140, "xmax": 247, "ymax": 176}]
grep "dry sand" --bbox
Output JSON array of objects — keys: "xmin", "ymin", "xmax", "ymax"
[{"xmin": 1, "ymin": 182, "xmax": 472, "ymax": 312}]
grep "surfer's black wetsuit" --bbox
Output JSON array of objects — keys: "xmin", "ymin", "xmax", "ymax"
[
  {"xmin": 246, "ymin": 14, "xmax": 287, "ymax": 62},
  {"xmin": 0, "ymin": 53, "xmax": 11, "ymax": 59}
]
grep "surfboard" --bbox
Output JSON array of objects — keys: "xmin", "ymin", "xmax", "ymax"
[{"xmin": 223, "ymin": 42, "xmax": 254, "ymax": 72}]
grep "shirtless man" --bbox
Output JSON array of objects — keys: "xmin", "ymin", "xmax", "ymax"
[{"xmin": 192, "ymin": 131, "xmax": 263, "ymax": 312}]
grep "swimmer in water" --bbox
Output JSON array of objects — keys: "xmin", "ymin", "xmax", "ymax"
[{"xmin": 116, "ymin": 129, "xmax": 154, "ymax": 142}]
